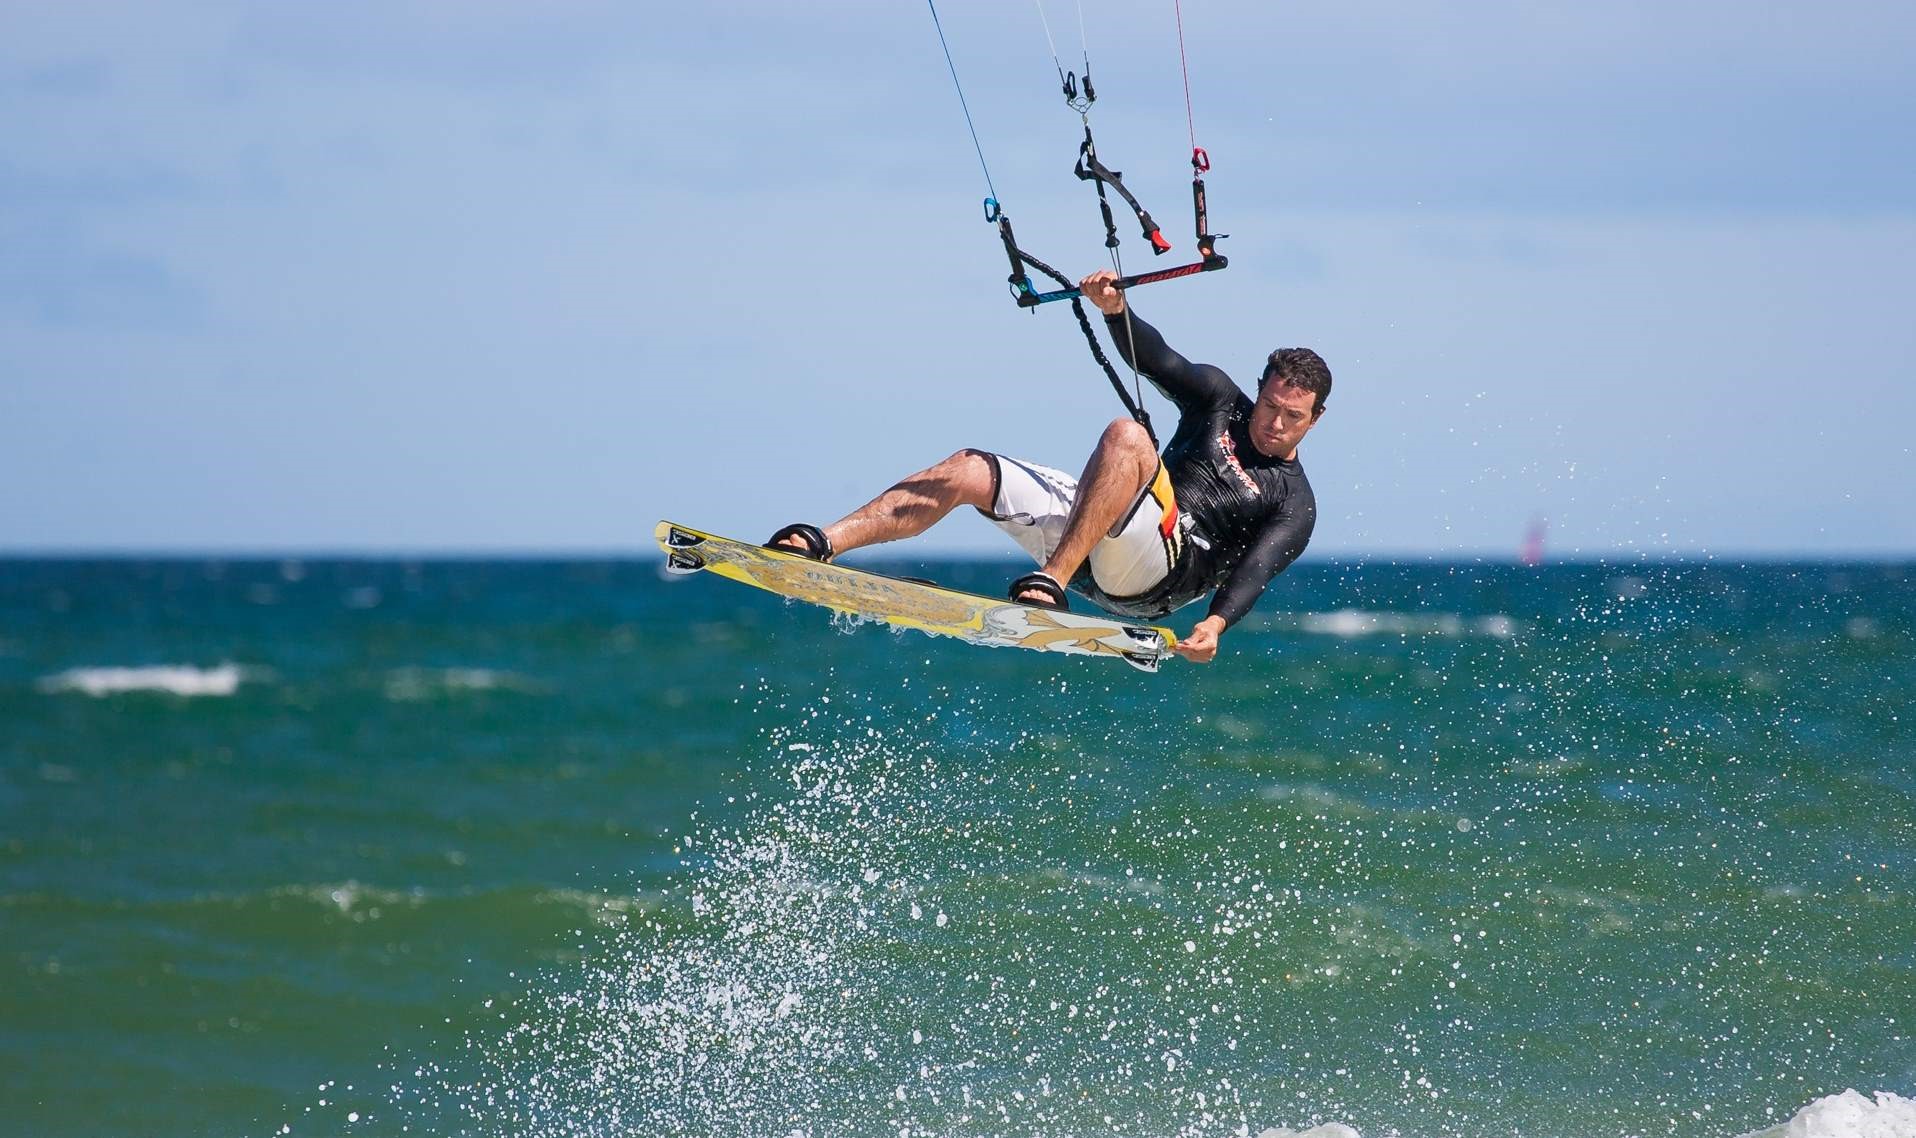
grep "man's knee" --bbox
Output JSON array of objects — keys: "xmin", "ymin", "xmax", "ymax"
[
  {"xmin": 1099, "ymin": 418, "xmax": 1158, "ymax": 475},
  {"xmin": 920, "ymin": 449, "xmax": 995, "ymax": 510},
  {"xmin": 1101, "ymin": 416, "xmax": 1154, "ymax": 455}
]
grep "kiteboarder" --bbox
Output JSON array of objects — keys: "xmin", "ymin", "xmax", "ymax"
[{"xmin": 769, "ymin": 270, "xmax": 1329, "ymax": 663}]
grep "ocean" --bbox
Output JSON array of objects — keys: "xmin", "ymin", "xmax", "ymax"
[{"xmin": 1, "ymin": 554, "xmax": 1911, "ymax": 1138}]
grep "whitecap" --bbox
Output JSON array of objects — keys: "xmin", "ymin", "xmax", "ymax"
[
  {"xmin": 1290, "ymin": 609, "xmax": 1518, "ymax": 639},
  {"xmin": 1735, "ymin": 1089, "xmax": 1916, "ymax": 1138},
  {"xmin": 383, "ymin": 667, "xmax": 544, "ymax": 701},
  {"xmin": 36, "ymin": 662, "xmax": 250, "ymax": 698},
  {"xmin": 1257, "ymin": 1124, "xmax": 1362, "ymax": 1138},
  {"xmin": 1259, "ymin": 782, "xmax": 1375, "ymax": 818},
  {"xmin": 1608, "ymin": 574, "xmax": 1649, "ymax": 599}
]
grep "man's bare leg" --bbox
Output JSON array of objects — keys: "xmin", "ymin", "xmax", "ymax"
[
  {"xmin": 773, "ymin": 450, "xmax": 996, "ymax": 558},
  {"xmin": 1018, "ymin": 417, "xmax": 1158, "ymax": 604}
]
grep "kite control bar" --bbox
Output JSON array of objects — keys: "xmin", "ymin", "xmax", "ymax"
[
  {"xmin": 991, "ymin": 190, "xmax": 1228, "ymax": 308},
  {"xmin": 990, "ymin": 123, "xmax": 1228, "ymax": 309}
]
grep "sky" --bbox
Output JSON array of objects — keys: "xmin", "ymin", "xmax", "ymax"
[{"xmin": 2, "ymin": 1, "xmax": 1913, "ymax": 557}]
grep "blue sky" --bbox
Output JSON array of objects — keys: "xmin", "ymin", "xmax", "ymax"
[{"xmin": 3, "ymin": 1, "xmax": 1912, "ymax": 556}]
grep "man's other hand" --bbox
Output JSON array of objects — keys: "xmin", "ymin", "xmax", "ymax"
[
  {"xmin": 1080, "ymin": 269, "xmax": 1126, "ymax": 316},
  {"xmin": 1172, "ymin": 616, "xmax": 1226, "ymax": 663}
]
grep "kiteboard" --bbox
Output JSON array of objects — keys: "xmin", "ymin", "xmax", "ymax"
[{"xmin": 655, "ymin": 521, "xmax": 1177, "ymax": 672}]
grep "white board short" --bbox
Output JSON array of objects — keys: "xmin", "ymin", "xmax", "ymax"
[{"xmin": 971, "ymin": 450, "xmax": 1185, "ymax": 601}]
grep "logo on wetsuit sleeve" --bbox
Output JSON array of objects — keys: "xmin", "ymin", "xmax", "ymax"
[{"xmin": 1216, "ymin": 430, "xmax": 1260, "ymax": 496}]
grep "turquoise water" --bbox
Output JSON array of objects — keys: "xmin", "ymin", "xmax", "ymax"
[{"xmin": 1, "ymin": 556, "xmax": 1911, "ymax": 1137}]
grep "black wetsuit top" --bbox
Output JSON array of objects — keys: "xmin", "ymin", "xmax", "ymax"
[{"xmin": 1076, "ymin": 308, "xmax": 1317, "ymax": 627}]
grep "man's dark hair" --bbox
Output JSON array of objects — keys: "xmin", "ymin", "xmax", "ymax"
[{"xmin": 1260, "ymin": 347, "xmax": 1333, "ymax": 417}]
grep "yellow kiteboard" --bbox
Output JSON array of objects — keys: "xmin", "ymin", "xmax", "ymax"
[{"xmin": 656, "ymin": 521, "xmax": 1177, "ymax": 672}]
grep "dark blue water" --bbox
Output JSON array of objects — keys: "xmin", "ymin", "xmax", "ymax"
[{"xmin": 1, "ymin": 557, "xmax": 1912, "ymax": 1137}]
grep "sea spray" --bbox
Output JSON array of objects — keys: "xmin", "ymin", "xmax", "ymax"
[
  {"xmin": 400, "ymin": 707, "xmax": 1373, "ymax": 1137},
  {"xmin": 378, "ymin": 660, "xmax": 1916, "ymax": 1136}
]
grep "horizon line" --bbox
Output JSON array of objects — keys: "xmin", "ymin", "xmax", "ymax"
[{"xmin": 1, "ymin": 547, "xmax": 1912, "ymax": 566}]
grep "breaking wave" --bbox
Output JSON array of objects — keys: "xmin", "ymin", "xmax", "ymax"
[
  {"xmin": 1731, "ymin": 1090, "xmax": 1916, "ymax": 1138},
  {"xmin": 1284, "ymin": 609, "xmax": 1519, "ymax": 639},
  {"xmin": 383, "ymin": 666, "xmax": 546, "ymax": 701},
  {"xmin": 35, "ymin": 661, "xmax": 255, "ymax": 697}
]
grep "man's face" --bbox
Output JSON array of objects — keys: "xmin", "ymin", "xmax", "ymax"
[{"xmin": 1249, "ymin": 378, "xmax": 1321, "ymax": 459}]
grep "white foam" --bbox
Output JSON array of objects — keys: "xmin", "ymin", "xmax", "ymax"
[
  {"xmin": 1254, "ymin": 1094, "xmax": 1916, "ymax": 1138},
  {"xmin": 1259, "ymin": 781, "xmax": 1376, "ymax": 818},
  {"xmin": 1737, "ymin": 1090, "xmax": 1916, "ymax": 1138},
  {"xmin": 383, "ymin": 667, "xmax": 543, "ymax": 701},
  {"xmin": 1291, "ymin": 608, "xmax": 1518, "ymax": 639},
  {"xmin": 1608, "ymin": 574, "xmax": 1649, "ymax": 600},
  {"xmin": 36, "ymin": 662, "xmax": 249, "ymax": 697}
]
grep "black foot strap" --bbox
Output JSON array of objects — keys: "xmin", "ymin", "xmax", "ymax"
[
  {"xmin": 1008, "ymin": 571, "xmax": 1069, "ymax": 611},
  {"xmin": 765, "ymin": 523, "xmax": 833, "ymax": 562}
]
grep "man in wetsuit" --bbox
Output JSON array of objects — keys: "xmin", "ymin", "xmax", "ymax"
[{"xmin": 768, "ymin": 269, "xmax": 1329, "ymax": 663}]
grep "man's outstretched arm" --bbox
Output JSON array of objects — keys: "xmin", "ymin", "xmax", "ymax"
[{"xmin": 1079, "ymin": 270, "xmax": 1239, "ymax": 412}]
